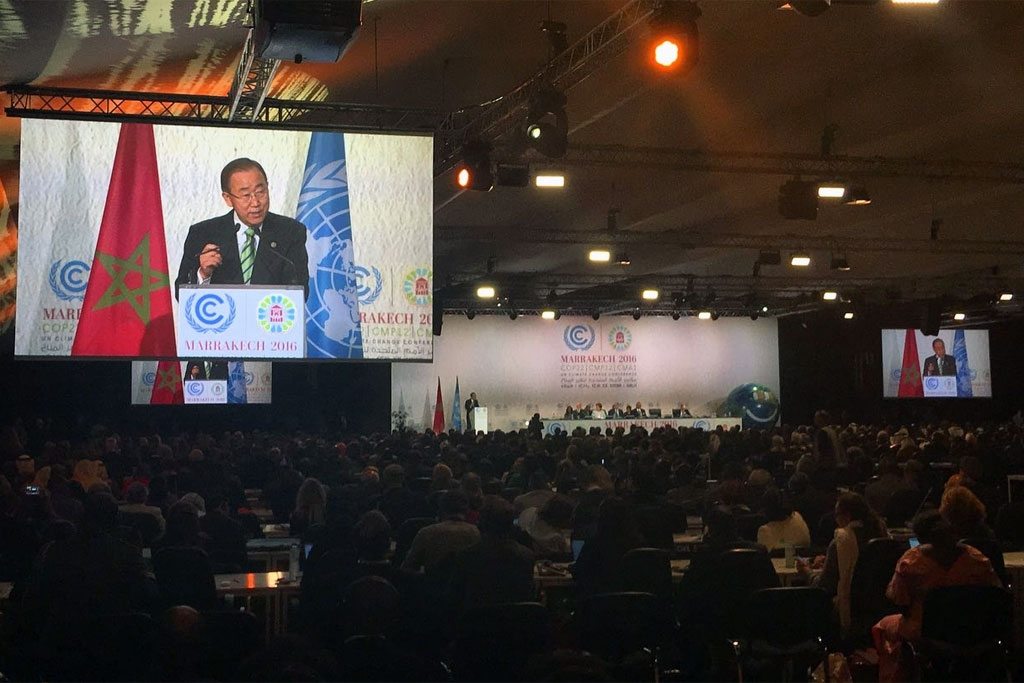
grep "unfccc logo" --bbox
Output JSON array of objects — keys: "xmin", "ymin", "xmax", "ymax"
[
  {"xmin": 185, "ymin": 293, "xmax": 236, "ymax": 333},
  {"xmin": 48, "ymin": 259, "xmax": 90, "ymax": 301},
  {"xmin": 563, "ymin": 324, "xmax": 596, "ymax": 351},
  {"xmin": 186, "ymin": 382, "xmax": 204, "ymax": 397},
  {"xmin": 925, "ymin": 377, "xmax": 939, "ymax": 391}
]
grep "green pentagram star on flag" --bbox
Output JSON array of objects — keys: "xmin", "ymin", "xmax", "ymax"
[
  {"xmin": 156, "ymin": 365, "xmax": 180, "ymax": 393},
  {"xmin": 92, "ymin": 234, "xmax": 170, "ymax": 325}
]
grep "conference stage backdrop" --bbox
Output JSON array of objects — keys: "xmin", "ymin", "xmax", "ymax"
[
  {"xmin": 392, "ymin": 315, "xmax": 781, "ymax": 432},
  {"xmin": 15, "ymin": 119, "xmax": 432, "ymax": 360}
]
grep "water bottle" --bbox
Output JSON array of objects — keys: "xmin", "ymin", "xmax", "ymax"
[
  {"xmin": 784, "ymin": 542, "xmax": 795, "ymax": 569},
  {"xmin": 288, "ymin": 543, "xmax": 300, "ymax": 581}
]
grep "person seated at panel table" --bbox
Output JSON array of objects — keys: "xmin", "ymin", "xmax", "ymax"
[
  {"xmin": 634, "ymin": 401, "xmax": 647, "ymax": 417},
  {"xmin": 580, "ymin": 403, "xmax": 594, "ymax": 419},
  {"xmin": 563, "ymin": 404, "xmax": 576, "ymax": 419},
  {"xmin": 623, "ymin": 404, "xmax": 636, "ymax": 418},
  {"xmin": 591, "ymin": 403, "xmax": 607, "ymax": 420},
  {"xmin": 606, "ymin": 403, "xmax": 622, "ymax": 419},
  {"xmin": 678, "ymin": 403, "xmax": 693, "ymax": 418}
]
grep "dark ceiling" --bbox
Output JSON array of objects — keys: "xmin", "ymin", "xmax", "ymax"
[{"xmin": 1, "ymin": 0, "xmax": 1023, "ymax": 322}]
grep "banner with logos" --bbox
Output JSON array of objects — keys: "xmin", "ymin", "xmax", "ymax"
[
  {"xmin": 15, "ymin": 119, "xmax": 432, "ymax": 360},
  {"xmin": 392, "ymin": 315, "xmax": 780, "ymax": 432}
]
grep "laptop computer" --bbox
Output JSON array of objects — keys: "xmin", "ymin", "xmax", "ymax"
[
  {"xmin": 672, "ymin": 408, "xmax": 682, "ymax": 418},
  {"xmin": 648, "ymin": 408, "xmax": 662, "ymax": 418}
]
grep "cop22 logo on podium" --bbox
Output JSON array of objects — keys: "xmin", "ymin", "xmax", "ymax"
[{"xmin": 177, "ymin": 285, "xmax": 305, "ymax": 359}]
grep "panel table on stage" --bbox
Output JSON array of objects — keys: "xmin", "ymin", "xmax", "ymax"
[{"xmin": 542, "ymin": 416, "xmax": 742, "ymax": 435}]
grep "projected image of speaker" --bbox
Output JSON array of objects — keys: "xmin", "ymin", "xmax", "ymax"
[{"xmin": 255, "ymin": 0, "xmax": 362, "ymax": 63}]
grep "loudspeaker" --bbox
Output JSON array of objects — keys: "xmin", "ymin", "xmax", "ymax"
[
  {"xmin": 920, "ymin": 299, "xmax": 942, "ymax": 336},
  {"xmin": 432, "ymin": 300, "xmax": 443, "ymax": 336},
  {"xmin": 255, "ymin": 0, "xmax": 362, "ymax": 63}
]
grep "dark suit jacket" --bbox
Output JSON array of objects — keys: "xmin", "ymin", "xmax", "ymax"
[
  {"xmin": 923, "ymin": 354, "xmax": 957, "ymax": 376},
  {"xmin": 174, "ymin": 210, "xmax": 309, "ymax": 299}
]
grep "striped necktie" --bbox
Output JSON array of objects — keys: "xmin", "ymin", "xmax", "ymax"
[{"xmin": 240, "ymin": 226, "xmax": 256, "ymax": 283}]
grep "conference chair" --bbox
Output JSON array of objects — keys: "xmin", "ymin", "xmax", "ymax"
[
  {"xmin": 959, "ymin": 537, "xmax": 1010, "ymax": 588},
  {"xmin": 152, "ymin": 546, "xmax": 218, "ymax": 610},
  {"xmin": 911, "ymin": 585, "xmax": 1012, "ymax": 682},
  {"xmin": 573, "ymin": 591, "xmax": 678, "ymax": 679},
  {"xmin": 619, "ymin": 547, "xmax": 673, "ymax": 596},
  {"xmin": 732, "ymin": 587, "xmax": 832, "ymax": 683},
  {"xmin": 634, "ymin": 504, "xmax": 675, "ymax": 549},
  {"xmin": 995, "ymin": 501, "xmax": 1024, "ymax": 550},
  {"xmin": 848, "ymin": 538, "xmax": 908, "ymax": 645},
  {"xmin": 452, "ymin": 602, "xmax": 552, "ymax": 682},
  {"xmin": 392, "ymin": 517, "xmax": 435, "ymax": 566}
]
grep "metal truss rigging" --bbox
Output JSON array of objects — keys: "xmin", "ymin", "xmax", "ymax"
[{"xmin": 227, "ymin": 28, "xmax": 281, "ymax": 123}]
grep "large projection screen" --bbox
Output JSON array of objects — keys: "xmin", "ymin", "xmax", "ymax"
[
  {"xmin": 130, "ymin": 361, "xmax": 273, "ymax": 405},
  {"xmin": 16, "ymin": 119, "xmax": 433, "ymax": 360},
  {"xmin": 393, "ymin": 315, "xmax": 781, "ymax": 432},
  {"xmin": 881, "ymin": 328, "xmax": 991, "ymax": 398}
]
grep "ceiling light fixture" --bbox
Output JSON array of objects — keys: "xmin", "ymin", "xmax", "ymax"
[
  {"xmin": 822, "ymin": 291, "xmax": 838, "ymax": 301},
  {"xmin": 615, "ymin": 252, "xmax": 631, "ymax": 266},
  {"xmin": 541, "ymin": 309, "xmax": 556, "ymax": 320},
  {"xmin": 632, "ymin": 308, "xmax": 642, "ymax": 321},
  {"xmin": 953, "ymin": 312, "xmax": 966, "ymax": 321},
  {"xmin": 476, "ymin": 285, "xmax": 496, "ymax": 299},
  {"xmin": 843, "ymin": 311, "xmax": 855, "ymax": 320},
  {"xmin": 790, "ymin": 253, "xmax": 812, "ymax": 267},
  {"xmin": 641, "ymin": 288, "xmax": 660, "ymax": 301},
  {"xmin": 817, "ymin": 183, "xmax": 847, "ymax": 199},
  {"xmin": 525, "ymin": 88, "xmax": 568, "ymax": 158},
  {"xmin": 999, "ymin": 292, "xmax": 1013, "ymax": 302},
  {"xmin": 454, "ymin": 141, "xmax": 494, "ymax": 191},
  {"xmin": 589, "ymin": 249, "xmax": 611, "ymax": 263},
  {"xmin": 535, "ymin": 173, "xmax": 566, "ymax": 188},
  {"xmin": 697, "ymin": 311, "xmax": 712, "ymax": 320},
  {"xmin": 830, "ymin": 254, "xmax": 851, "ymax": 271},
  {"xmin": 647, "ymin": 2, "xmax": 700, "ymax": 73},
  {"xmin": 845, "ymin": 186, "xmax": 871, "ymax": 205}
]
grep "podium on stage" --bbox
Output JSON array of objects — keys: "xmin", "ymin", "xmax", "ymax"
[
  {"xmin": 177, "ymin": 285, "xmax": 305, "ymax": 359},
  {"xmin": 472, "ymin": 407, "xmax": 488, "ymax": 433}
]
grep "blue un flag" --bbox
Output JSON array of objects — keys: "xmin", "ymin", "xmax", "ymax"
[
  {"xmin": 953, "ymin": 328, "xmax": 973, "ymax": 398},
  {"xmin": 227, "ymin": 361, "xmax": 248, "ymax": 404},
  {"xmin": 298, "ymin": 132, "xmax": 363, "ymax": 358}
]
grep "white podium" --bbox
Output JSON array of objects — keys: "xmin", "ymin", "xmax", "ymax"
[
  {"xmin": 923, "ymin": 375, "xmax": 958, "ymax": 398},
  {"xmin": 177, "ymin": 285, "xmax": 305, "ymax": 359},
  {"xmin": 472, "ymin": 407, "xmax": 488, "ymax": 433}
]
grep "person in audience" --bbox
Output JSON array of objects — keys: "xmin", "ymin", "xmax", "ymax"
[
  {"xmin": 514, "ymin": 470, "xmax": 555, "ymax": 513},
  {"xmin": 872, "ymin": 511, "xmax": 1001, "ymax": 682},
  {"xmin": 430, "ymin": 463, "xmax": 453, "ymax": 493},
  {"xmin": 290, "ymin": 477, "xmax": 327, "ymax": 536},
  {"xmin": 159, "ymin": 500, "xmax": 209, "ymax": 550},
  {"xmin": 519, "ymin": 493, "xmax": 574, "ymax": 558},
  {"xmin": 448, "ymin": 495, "xmax": 535, "ymax": 609},
  {"xmin": 178, "ymin": 491, "xmax": 207, "ymax": 517},
  {"xmin": 460, "ymin": 472, "xmax": 485, "ymax": 524},
  {"xmin": 266, "ymin": 456, "xmax": 304, "ymax": 522},
  {"xmin": 572, "ymin": 496, "xmax": 645, "ymax": 597},
  {"xmin": 756, "ymin": 489, "xmax": 811, "ymax": 550},
  {"xmin": 378, "ymin": 464, "xmax": 417, "ymax": 529},
  {"xmin": 402, "ymin": 490, "xmax": 480, "ymax": 572},
  {"xmin": 865, "ymin": 457, "xmax": 903, "ymax": 515},
  {"xmin": 799, "ymin": 491, "xmax": 887, "ymax": 637},
  {"xmin": 939, "ymin": 485, "xmax": 993, "ymax": 540},
  {"xmin": 119, "ymin": 481, "xmax": 166, "ymax": 536},
  {"xmin": 200, "ymin": 492, "xmax": 247, "ymax": 567}
]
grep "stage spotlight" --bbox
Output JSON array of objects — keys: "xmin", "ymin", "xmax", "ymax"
[
  {"xmin": 999, "ymin": 292, "xmax": 1013, "ymax": 302},
  {"xmin": 822, "ymin": 291, "xmax": 838, "ymax": 301},
  {"xmin": 525, "ymin": 88, "xmax": 568, "ymax": 159},
  {"xmin": 710, "ymin": 312, "xmax": 720, "ymax": 321},
  {"xmin": 592, "ymin": 311, "xmax": 601, "ymax": 321},
  {"xmin": 632, "ymin": 308, "xmax": 642, "ymax": 321},
  {"xmin": 817, "ymin": 182, "xmax": 846, "ymax": 199},
  {"xmin": 750, "ymin": 312, "xmax": 759, "ymax": 321},
  {"xmin": 641, "ymin": 288, "xmax": 660, "ymax": 301},
  {"xmin": 615, "ymin": 252, "xmax": 631, "ymax": 266},
  {"xmin": 671, "ymin": 311, "xmax": 681, "ymax": 320},
  {"xmin": 541, "ymin": 309, "xmax": 556, "ymax": 320},
  {"xmin": 535, "ymin": 172, "xmax": 566, "ymax": 188},
  {"xmin": 843, "ymin": 311, "xmax": 855, "ymax": 320},
  {"xmin": 454, "ymin": 142, "xmax": 493, "ymax": 191},
  {"xmin": 509, "ymin": 309, "xmax": 518, "ymax": 320},
  {"xmin": 647, "ymin": 2, "xmax": 700, "ymax": 73},
  {"xmin": 953, "ymin": 312, "xmax": 966, "ymax": 321},
  {"xmin": 830, "ymin": 254, "xmax": 851, "ymax": 271},
  {"xmin": 589, "ymin": 249, "xmax": 611, "ymax": 263},
  {"xmin": 762, "ymin": 305, "xmax": 769, "ymax": 313},
  {"xmin": 698, "ymin": 311, "xmax": 712, "ymax": 320},
  {"xmin": 779, "ymin": 179, "xmax": 818, "ymax": 219},
  {"xmin": 845, "ymin": 186, "xmax": 871, "ymax": 205},
  {"xmin": 476, "ymin": 285, "xmax": 496, "ymax": 299},
  {"xmin": 790, "ymin": 253, "xmax": 812, "ymax": 267},
  {"xmin": 778, "ymin": 1, "xmax": 831, "ymax": 17},
  {"xmin": 466, "ymin": 309, "xmax": 476, "ymax": 320}
]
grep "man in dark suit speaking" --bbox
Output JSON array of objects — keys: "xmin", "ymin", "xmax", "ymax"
[
  {"xmin": 923, "ymin": 337, "xmax": 957, "ymax": 377},
  {"xmin": 174, "ymin": 158, "xmax": 309, "ymax": 299}
]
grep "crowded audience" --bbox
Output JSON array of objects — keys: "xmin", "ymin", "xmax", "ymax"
[{"xmin": 0, "ymin": 411, "xmax": 1021, "ymax": 681}]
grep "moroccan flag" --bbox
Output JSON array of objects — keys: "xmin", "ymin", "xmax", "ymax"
[
  {"xmin": 72, "ymin": 123, "xmax": 175, "ymax": 356},
  {"xmin": 451, "ymin": 376, "xmax": 462, "ymax": 432},
  {"xmin": 953, "ymin": 329, "xmax": 973, "ymax": 398},
  {"xmin": 149, "ymin": 360, "xmax": 183, "ymax": 404},
  {"xmin": 897, "ymin": 329, "xmax": 924, "ymax": 398},
  {"xmin": 432, "ymin": 377, "xmax": 446, "ymax": 433}
]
